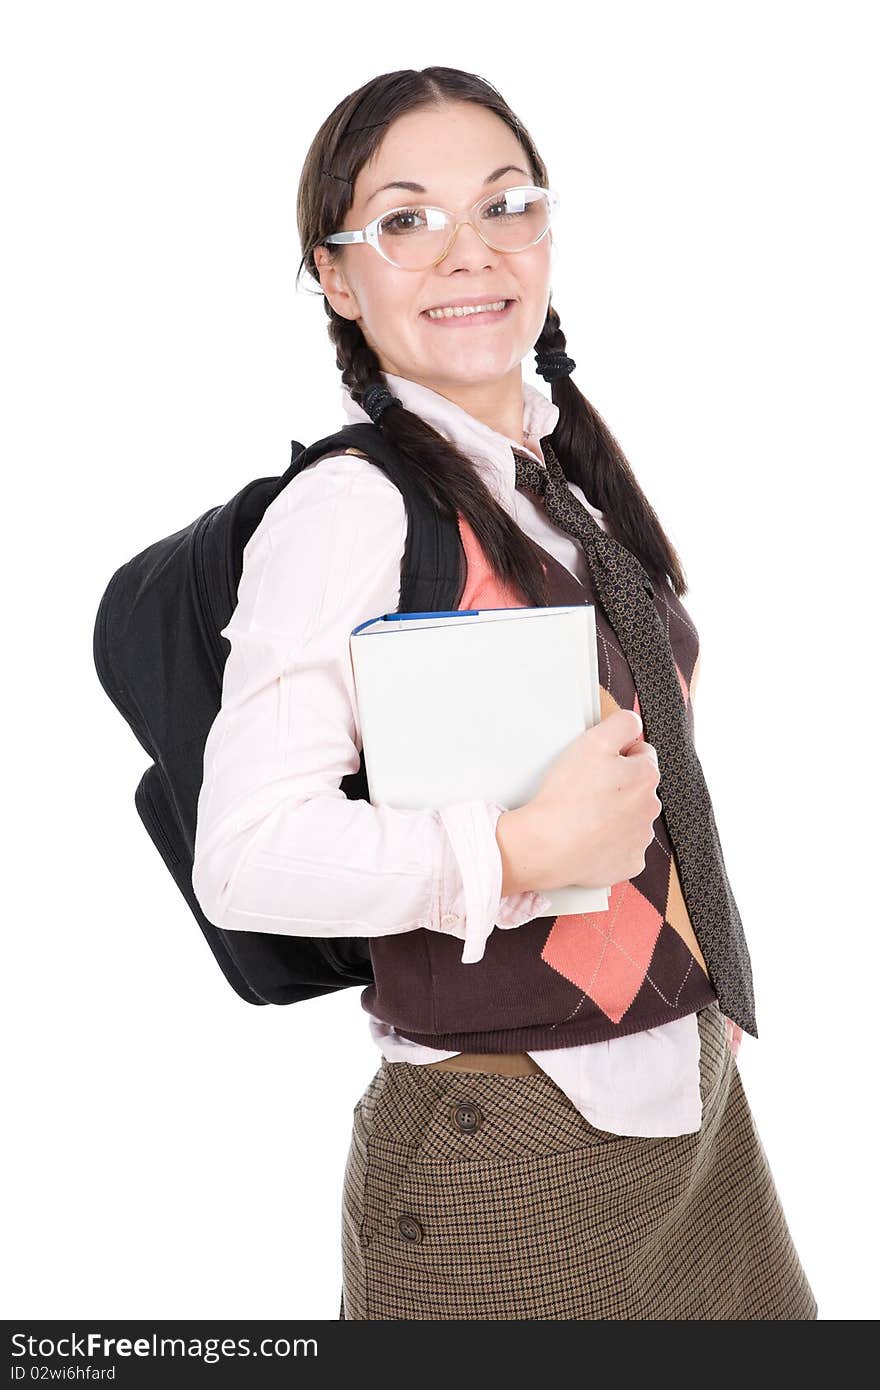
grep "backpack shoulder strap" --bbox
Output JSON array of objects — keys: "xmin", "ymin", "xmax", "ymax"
[{"xmin": 280, "ymin": 423, "xmax": 466, "ymax": 613}]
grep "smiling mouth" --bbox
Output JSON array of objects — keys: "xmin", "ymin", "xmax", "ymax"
[{"xmin": 421, "ymin": 299, "xmax": 515, "ymax": 322}]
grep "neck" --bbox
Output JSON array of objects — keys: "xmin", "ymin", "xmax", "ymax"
[{"xmin": 384, "ymin": 366, "xmax": 528, "ymax": 449}]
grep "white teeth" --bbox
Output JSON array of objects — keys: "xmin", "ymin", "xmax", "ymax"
[{"xmin": 426, "ymin": 300, "xmax": 508, "ymax": 319}]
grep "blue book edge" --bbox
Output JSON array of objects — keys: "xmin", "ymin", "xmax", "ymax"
[{"xmin": 352, "ymin": 603, "xmax": 591, "ymax": 636}]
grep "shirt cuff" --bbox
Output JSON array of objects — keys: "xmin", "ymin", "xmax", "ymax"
[{"xmin": 436, "ymin": 800, "xmax": 551, "ymax": 965}]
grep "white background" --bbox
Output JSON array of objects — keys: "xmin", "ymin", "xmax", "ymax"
[{"xmin": 4, "ymin": 0, "xmax": 877, "ymax": 1321}]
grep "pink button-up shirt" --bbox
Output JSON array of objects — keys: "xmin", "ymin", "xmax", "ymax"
[{"xmin": 192, "ymin": 370, "xmax": 738, "ymax": 1136}]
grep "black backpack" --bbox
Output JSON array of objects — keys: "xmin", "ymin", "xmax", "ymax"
[{"xmin": 92, "ymin": 423, "xmax": 467, "ymax": 1007}]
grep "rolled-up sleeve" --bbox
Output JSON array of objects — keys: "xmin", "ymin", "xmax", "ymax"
[{"xmin": 191, "ymin": 451, "xmax": 542, "ymax": 955}]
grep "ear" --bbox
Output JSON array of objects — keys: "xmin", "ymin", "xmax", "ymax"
[{"xmin": 313, "ymin": 244, "xmax": 361, "ymax": 322}]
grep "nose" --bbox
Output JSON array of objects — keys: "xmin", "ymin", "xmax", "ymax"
[{"xmin": 439, "ymin": 217, "xmax": 499, "ymax": 270}]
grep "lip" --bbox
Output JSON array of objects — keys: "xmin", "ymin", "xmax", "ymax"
[{"xmin": 421, "ymin": 294, "xmax": 517, "ymax": 314}]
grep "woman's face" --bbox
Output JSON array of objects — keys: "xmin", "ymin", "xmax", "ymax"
[{"xmin": 313, "ymin": 102, "xmax": 553, "ymax": 395}]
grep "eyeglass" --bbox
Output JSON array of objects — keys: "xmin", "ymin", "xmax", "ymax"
[{"xmin": 322, "ymin": 184, "xmax": 559, "ymax": 271}]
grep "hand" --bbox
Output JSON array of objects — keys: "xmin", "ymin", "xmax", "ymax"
[{"xmin": 496, "ymin": 709, "xmax": 662, "ymax": 895}]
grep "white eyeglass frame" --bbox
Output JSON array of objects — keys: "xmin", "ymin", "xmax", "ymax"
[{"xmin": 322, "ymin": 184, "xmax": 559, "ymax": 269}]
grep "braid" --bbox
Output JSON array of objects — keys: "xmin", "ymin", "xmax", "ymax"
[
  {"xmin": 534, "ymin": 304, "xmax": 688, "ymax": 596},
  {"xmin": 323, "ymin": 305, "xmax": 552, "ymax": 606},
  {"xmin": 330, "ymin": 309, "xmax": 382, "ymax": 406}
]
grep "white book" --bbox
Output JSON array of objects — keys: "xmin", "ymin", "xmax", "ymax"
[{"xmin": 350, "ymin": 603, "xmax": 610, "ymax": 917}]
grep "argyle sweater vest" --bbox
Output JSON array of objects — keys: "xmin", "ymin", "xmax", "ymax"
[{"xmin": 359, "ymin": 514, "xmax": 719, "ymax": 1051}]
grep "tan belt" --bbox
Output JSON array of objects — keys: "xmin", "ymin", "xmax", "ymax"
[{"xmin": 423, "ymin": 1050, "xmax": 545, "ymax": 1076}]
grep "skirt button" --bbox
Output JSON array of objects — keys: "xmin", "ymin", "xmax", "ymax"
[
  {"xmin": 453, "ymin": 1100, "xmax": 483, "ymax": 1133},
  {"xmin": 397, "ymin": 1213, "xmax": 424, "ymax": 1243}
]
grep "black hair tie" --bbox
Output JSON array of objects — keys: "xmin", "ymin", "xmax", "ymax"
[
  {"xmin": 360, "ymin": 382, "xmax": 401, "ymax": 423},
  {"xmin": 534, "ymin": 348, "xmax": 576, "ymax": 382}
]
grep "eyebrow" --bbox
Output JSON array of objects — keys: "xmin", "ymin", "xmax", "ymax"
[{"xmin": 363, "ymin": 164, "xmax": 531, "ymax": 211}]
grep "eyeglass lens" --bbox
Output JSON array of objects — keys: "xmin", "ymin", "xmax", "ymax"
[{"xmin": 377, "ymin": 187, "xmax": 552, "ymax": 268}]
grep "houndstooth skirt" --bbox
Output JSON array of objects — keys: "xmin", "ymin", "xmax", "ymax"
[{"xmin": 338, "ymin": 1001, "xmax": 817, "ymax": 1320}]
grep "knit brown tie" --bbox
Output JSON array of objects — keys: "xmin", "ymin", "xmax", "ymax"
[{"xmin": 513, "ymin": 440, "xmax": 757, "ymax": 1038}]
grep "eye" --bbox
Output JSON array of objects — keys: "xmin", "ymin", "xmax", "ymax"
[
  {"xmin": 484, "ymin": 195, "xmax": 528, "ymax": 221},
  {"xmin": 379, "ymin": 207, "xmax": 428, "ymax": 235}
]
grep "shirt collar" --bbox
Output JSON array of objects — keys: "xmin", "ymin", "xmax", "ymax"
[{"xmin": 340, "ymin": 371, "xmax": 560, "ymax": 506}]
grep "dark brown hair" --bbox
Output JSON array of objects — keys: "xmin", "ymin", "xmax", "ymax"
[{"xmin": 296, "ymin": 67, "xmax": 688, "ymax": 603}]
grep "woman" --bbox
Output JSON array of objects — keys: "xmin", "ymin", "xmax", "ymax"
[{"xmin": 191, "ymin": 67, "xmax": 818, "ymax": 1319}]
